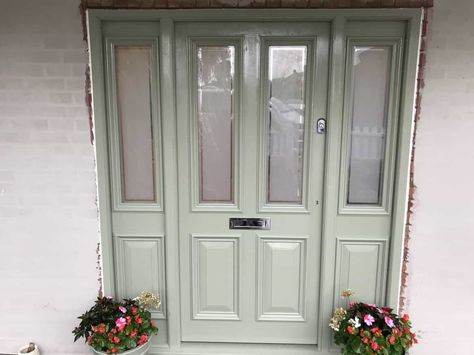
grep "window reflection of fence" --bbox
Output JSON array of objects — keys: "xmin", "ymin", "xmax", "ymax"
[
  {"xmin": 350, "ymin": 126, "xmax": 385, "ymax": 161},
  {"xmin": 269, "ymin": 123, "xmax": 304, "ymax": 157}
]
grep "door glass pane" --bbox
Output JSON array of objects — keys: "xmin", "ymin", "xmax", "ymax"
[
  {"xmin": 197, "ymin": 46, "xmax": 235, "ymax": 203},
  {"xmin": 347, "ymin": 46, "xmax": 391, "ymax": 205},
  {"xmin": 115, "ymin": 46, "xmax": 155, "ymax": 202},
  {"xmin": 267, "ymin": 46, "xmax": 307, "ymax": 203}
]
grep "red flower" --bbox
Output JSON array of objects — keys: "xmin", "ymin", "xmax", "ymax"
[
  {"xmin": 131, "ymin": 306, "xmax": 139, "ymax": 315},
  {"xmin": 130, "ymin": 329, "xmax": 138, "ymax": 337},
  {"xmin": 370, "ymin": 341, "xmax": 380, "ymax": 351},
  {"xmin": 87, "ymin": 336, "xmax": 92, "ymax": 343},
  {"xmin": 111, "ymin": 347, "xmax": 118, "ymax": 353},
  {"xmin": 135, "ymin": 316, "xmax": 143, "ymax": 324},
  {"xmin": 389, "ymin": 335, "xmax": 396, "ymax": 345},
  {"xmin": 402, "ymin": 314, "xmax": 410, "ymax": 322},
  {"xmin": 126, "ymin": 316, "xmax": 132, "ymax": 325},
  {"xmin": 113, "ymin": 336, "xmax": 120, "ymax": 344},
  {"xmin": 347, "ymin": 326, "xmax": 354, "ymax": 335},
  {"xmin": 362, "ymin": 337, "xmax": 369, "ymax": 344},
  {"xmin": 97, "ymin": 323, "xmax": 106, "ymax": 334},
  {"xmin": 137, "ymin": 334, "xmax": 149, "ymax": 345},
  {"xmin": 150, "ymin": 320, "xmax": 155, "ymax": 327},
  {"xmin": 370, "ymin": 327, "xmax": 382, "ymax": 337}
]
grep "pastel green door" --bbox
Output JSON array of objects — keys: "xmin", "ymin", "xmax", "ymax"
[{"xmin": 175, "ymin": 21, "xmax": 329, "ymax": 344}]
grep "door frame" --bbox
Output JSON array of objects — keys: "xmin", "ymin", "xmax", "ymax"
[{"xmin": 87, "ymin": 8, "xmax": 422, "ymax": 354}]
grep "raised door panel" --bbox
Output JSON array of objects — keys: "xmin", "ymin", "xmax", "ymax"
[
  {"xmin": 257, "ymin": 237, "xmax": 307, "ymax": 321},
  {"xmin": 115, "ymin": 236, "xmax": 166, "ymax": 319},
  {"xmin": 192, "ymin": 236, "xmax": 240, "ymax": 320},
  {"xmin": 334, "ymin": 238, "xmax": 388, "ymax": 307}
]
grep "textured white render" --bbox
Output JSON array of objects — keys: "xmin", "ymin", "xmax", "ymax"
[
  {"xmin": 405, "ymin": 1, "xmax": 474, "ymax": 355},
  {"xmin": 0, "ymin": 0, "xmax": 99, "ymax": 354}
]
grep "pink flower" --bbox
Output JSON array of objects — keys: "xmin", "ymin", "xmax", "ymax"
[
  {"xmin": 364, "ymin": 314, "xmax": 375, "ymax": 326},
  {"xmin": 368, "ymin": 304, "xmax": 377, "ymax": 308},
  {"xmin": 115, "ymin": 317, "xmax": 127, "ymax": 331},
  {"xmin": 119, "ymin": 306, "xmax": 127, "ymax": 314},
  {"xmin": 385, "ymin": 316, "xmax": 395, "ymax": 328}
]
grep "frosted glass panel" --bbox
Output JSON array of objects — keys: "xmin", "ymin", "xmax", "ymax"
[
  {"xmin": 115, "ymin": 46, "xmax": 155, "ymax": 202},
  {"xmin": 267, "ymin": 46, "xmax": 307, "ymax": 203},
  {"xmin": 347, "ymin": 46, "xmax": 391, "ymax": 205},
  {"xmin": 197, "ymin": 46, "xmax": 235, "ymax": 203}
]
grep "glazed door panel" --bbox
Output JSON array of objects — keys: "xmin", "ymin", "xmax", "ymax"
[{"xmin": 175, "ymin": 22, "xmax": 329, "ymax": 344}]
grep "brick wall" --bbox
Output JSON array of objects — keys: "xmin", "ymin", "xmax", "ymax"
[
  {"xmin": 81, "ymin": 0, "xmax": 433, "ymax": 8},
  {"xmin": 4, "ymin": 0, "xmax": 474, "ymax": 355},
  {"xmin": 0, "ymin": 0, "xmax": 98, "ymax": 353}
]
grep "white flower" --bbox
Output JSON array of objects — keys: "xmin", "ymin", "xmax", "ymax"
[
  {"xmin": 329, "ymin": 317, "xmax": 341, "ymax": 332},
  {"xmin": 333, "ymin": 307, "xmax": 347, "ymax": 320},
  {"xmin": 341, "ymin": 289, "xmax": 354, "ymax": 298},
  {"xmin": 348, "ymin": 316, "xmax": 361, "ymax": 328},
  {"xmin": 135, "ymin": 291, "xmax": 161, "ymax": 310}
]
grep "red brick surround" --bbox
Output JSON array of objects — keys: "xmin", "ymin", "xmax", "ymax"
[{"xmin": 80, "ymin": 0, "xmax": 431, "ymax": 306}]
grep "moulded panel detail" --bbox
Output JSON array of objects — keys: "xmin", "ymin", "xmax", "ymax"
[
  {"xmin": 334, "ymin": 238, "xmax": 388, "ymax": 307},
  {"xmin": 257, "ymin": 237, "xmax": 307, "ymax": 321},
  {"xmin": 192, "ymin": 236, "xmax": 240, "ymax": 320},
  {"xmin": 115, "ymin": 235, "xmax": 166, "ymax": 319}
]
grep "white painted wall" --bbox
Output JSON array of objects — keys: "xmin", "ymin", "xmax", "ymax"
[
  {"xmin": 405, "ymin": 1, "xmax": 474, "ymax": 355},
  {"xmin": 0, "ymin": 0, "xmax": 99, "ymax": 354},
  {"xmin": 1, "ymin": 0, "xmax": 473, "ymax": 354}
]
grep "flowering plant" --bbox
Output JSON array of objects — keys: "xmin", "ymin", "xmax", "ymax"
[
  {"xmin": 73, "ymin": 293, "xmax": 160, "ymax": 354},
  {"xmin": 330, "ymin": 290, "xmax": 417, "ymax": 355}
]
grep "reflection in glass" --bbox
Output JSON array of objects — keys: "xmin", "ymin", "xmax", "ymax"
[
  {"xmin": 347, "ymin": 46, "xmax": 391, "ymax": 205},
  {"xmin": 197, "ymin": 46, "xmax": 235, "ymax": 203},
  {"xmin": 267, "ymin": 46, "xmax": 307, "ymax": 203},
  {"xmin": 115, "ymin": 46, "xmax": 155, "ymax": 202}
]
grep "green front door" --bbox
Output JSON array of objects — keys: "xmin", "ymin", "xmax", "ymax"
[
  {"xmin": 89, "ymin": 9, "xmax": 422, "ymax": 354},
  {"xmin": 175, "ymin": 21, "xmax": 329, "ymax": 344}
]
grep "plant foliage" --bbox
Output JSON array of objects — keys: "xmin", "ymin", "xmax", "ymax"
[
  {"xmin": 330, "ymin": 291, "xmax": 417, "ymax": 355},
  {"xmin": 73, "ymin": 297, "xmax": 158, "ymax": 354}
]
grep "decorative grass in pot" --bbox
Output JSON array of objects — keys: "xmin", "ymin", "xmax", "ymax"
[
  {"xmin": 330, "ymin": 290, "xmax": 417, "ymax": 355},
  {"xmin": 73, "ymin": 292, "xmax": 161, "ymax": 354}
]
